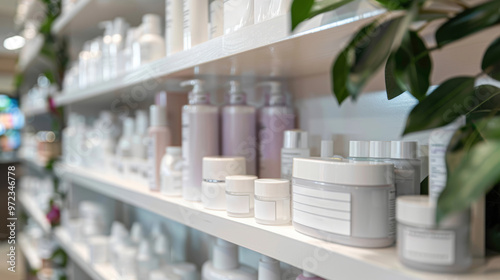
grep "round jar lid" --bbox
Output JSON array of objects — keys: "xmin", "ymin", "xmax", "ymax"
[
  {"xmin": 396, "ymin": 195, "xmax": 469, "ymax": 228},
  {"xmin": 292, "ymin": 157, "xmax": 394, "ymax": 186},
  {"xmin": 369, "ymin": 141, "xmax": 391, "ymax": 158},
  {"xmin": 254, "ymin": 179, "xmax": 290, "ymax": 198},
  {"xmin": 349, "ymin": 141, "xmax": 370, "ymax": 157},
  {"xmin": 226, "ymin": 175, "xmax": 257, "ymax": 193},
  {"xmin": 390, "ymin": 141, "xmax": 418, "ymax": 159},
  {"xmin": 202, "ymin": 156, "xmax": 246, "ymax": 181}
]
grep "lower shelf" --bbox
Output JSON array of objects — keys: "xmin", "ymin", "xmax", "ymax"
[
  {"xmin": 19, "ymin": 192, "xmax": 52, "ymax": 235},
  {"xmin": 19, "ymin": 234, "xmax": 42, "ymax": 270},
  {"xmin": 54, "ymin": 228, "xmax": 118, "ymax": 280},
  {"xmin": 55, "ymin": 164, "xmax": 500, "ymax": 280}
]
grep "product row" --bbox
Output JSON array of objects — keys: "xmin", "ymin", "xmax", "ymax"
[{"xmin": 62, "ymin": 200, "xmax": 324, "ymax": 280}]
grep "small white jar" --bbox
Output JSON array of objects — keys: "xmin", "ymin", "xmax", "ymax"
[
  {"xmin": 397, "ymin": 195, "xmax": 471, "ymax": 273},
  {"xmin": 87, "ymin": 235, "xmax": 109, "ymax": 264},
  {"xmin": 225, "ymin": 175, "xmax": 257, "ymax": 218},
  {"xmin": 202, "ymin": 156, "xmax": 246, "ymax": 210},
  {"xmin": 254, "ymin": 179, "xmax": 291, "ymax": 225}
]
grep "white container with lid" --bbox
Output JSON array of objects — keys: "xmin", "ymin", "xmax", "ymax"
[
  {"xmin": 397, "ymin": 195, "xmax": 471, "ymax": 273},
  {"xmin": 292, "ymin": 157, "xmax": 395, "ymax": 248},
  {"xmin": 225, "ymin": 175, "xmax": 257, "ymax": 218},
  {"xmin": 390, "ymin": 141, "xmax": 421, "ymax": 196},
  {"xmin": 202, "ymin": 156, "xmax": 246, "ymax": 210},
  {"xmin": 281, "ymin": 130, "xmax": 310, "ymax": 180},
  {"xmin": 88, "ymin": 235, "xmax": 109, "ymax": 264},
  {"xmin": 254, "ymin": 179, "xmax": 291, "ymax": 225},
  {"xmin": 161, "ymin": 146, "xmax": 183, "ymax": 196}
]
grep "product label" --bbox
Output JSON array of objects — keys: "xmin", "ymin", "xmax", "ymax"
[
  {"xmin": 388, "ymin": 187, "xmax": 396, "ymax": 238},
  {"xmin": 147, "ymin": 136, "xmax": 156, "ymax": 190},
  {"xmin": 403, "ymin": 227, "xmax": 455, "ymax": 265},
  {"xmin": 281, "ymin": 149, "xmax": 310, "ymax": 180},
  {"xmin": 181, "ymin": 111, "xmax": 189, "ymax": 186},
  {"xmin": 292, "ymin": 184, "xmax": 351, "ymax": 236},
  {"xmin": 182, "ymin": 0, "xmax": 191, "ymax": 48},
  {"xmin": 255, "ymin": 199, "xmax": 276, "ymax": 221},
  {"xmin": 226, "ymin": 194, "xmax": 250, "ymax": 214},
  {"xmin": 429, "ymin": 129, "xmax": 456, "ymax": 201}
]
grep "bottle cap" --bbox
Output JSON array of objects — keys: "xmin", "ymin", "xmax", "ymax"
[
  {"xmin": 166, "ymin": 146, "xmax": 181, "ymax": 156},
  {"xmin": 396, "ymin": 195, "xmax": 469, "ymax": 228},
  {"xmin": 150, "ymin": 104, "xmax": 167, "ymax": 127},
  {"xmin": 320, "ymin": 140, "xmax": 334, "ymax": 158},
  {"xmin": 135, "ymin": 110, "xmax": 148, "ymax": 134},
  {"xmin": 349, "ymin": 141, "xmax": 370, "ymax": 157},
  {"xmin": 227, "ymin": 80, "xmax": 246, "ymax": 104},
  {"xmin": 226, "ymin": 175, "xmax": 257, "ymax": 193},
  {"xmin": 213, "ymin": 239, "xmax": 238, "ymax": 270},
  {"xmin": 369, "ymin": 141, "xmax": 391, "ymax": 158},
  {"xmin": 130, "ymin": 222, "xmax": 143, "ymax": 245},
  {"xmin": 390, "ymin": 141, "xmax": 418, "ymax": 159},
  {"xmin": 283, "ymin": 130, "xmax": 308, "ymax": 149},
  {"xmin": 254, "ymin": 179, "xmax": 290, "ymax": 198},
  {"xmin": 123, "ymin": 117, "xmax": 135, "ymax": 136},
  {"xmin": 202, "ymin": 156, "xmax": 246, "ymax": 181}
]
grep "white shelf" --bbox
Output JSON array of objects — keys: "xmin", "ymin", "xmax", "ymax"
[
  {"xmin": 19, "ymin": 192, "xmax": 51, "ymax": 235},
  {"xmin": 54, "ymin": 228, "xmax": 118, "ymax": 280},
  {"xmin": 17, "ymin": 34, "xmax": 45, "ymax": 73},
  {"xmin": 56, "ymin": 164, "xmax": 500, "ymax": 280},
  {"xmin": 19, "ymin": 233, "xmax": 42, "ymax": 270}
]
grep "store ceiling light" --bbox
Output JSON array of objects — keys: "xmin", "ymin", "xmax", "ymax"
[{"xmin": 3, "ymin": 35, "xmax": 25, "ymax": 50}]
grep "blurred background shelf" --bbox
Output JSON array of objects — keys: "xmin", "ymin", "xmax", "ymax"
[
  {"xmin": 18, "ymin": 233, "xmax": 42, "ymax": 270},
  {"xmin": 19, "ymin": 192, "xmax": 51, "ymax": 235}
]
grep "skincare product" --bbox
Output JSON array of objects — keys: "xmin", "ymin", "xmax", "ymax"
[
  {"xmin": 117, "ymin": 117, "xmax": 135, "ymax": 158},
  {"xmin": 139, "ymin": 14, "xmax": 166, "ymax": 65},
  {"xmin": 292, "ymin": 157, "xmax": 395, "ymax": 248},
  {"xmin": 202, "ymin": 239, "xmax": 257, "ymax": 280},
  {"xmin": 181, "ymin": 80, "xmax": 219, "ymax": 201},
  {"xmin": 137, "ymin": 240, "xmax": 160, "ymax": 280},
  {"xmin": 222, "ymin": 81, "xmax": 257, "ymax": 175},
  {"xmin": 170, "ymin": 262, "xmax": 199, "ymax": 280},
  {"xmin": 258, "ymin": 255, "xmax": 281, "ymax": 280},
  {"xmin": 153, "ymin": 234, "xmax": 171, "ymax": 265},
  {"xmin": 397, "ymin": 195, "xmax": 471, "ymax": 273},
  {"xmin": 225, "ymin": 175, "xmax": 257, "ymax": 217},
  {"xmin": 161, "ymin": 146, "xmax": 183, "ymax": 196},
  {"xmin": 224, "ymin": 0, "xmax": 254, "ymax": 34},
  {"xmin": 166, "ymin": 0, "xmax": 184, "ymax": 55},
  {"xmin": 210, "ymin": 0, "xmax": 224, "ymax": 38},
  {"xmin": 88, "ymin": 236, "xmax": 109, "ymax": 264},
  {"xmin": 183, "ymin": 0, "xmax": 209, "ymax": 49},
  {"xmin": 281, "ymin": 130, "xmax": 309, "ymax": 180},
  {"xmin": 202, "ymin": 156, "xmax": 246, "ymax": 210},
  {"xmin": 320, "ymin": 140, "xmax": 334, "ymax": 158},
  {"xmin": 132, "ymin": 110, "xmax": 149, "ymax": 159},
  {"xmin": 254, "ymin": 179, "xmax": 291, "ymax": 225},
  {"xmin": 390, "ymin": 141, "xmax": 421, "ymax": 196}
]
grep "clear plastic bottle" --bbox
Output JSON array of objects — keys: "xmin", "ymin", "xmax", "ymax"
[
  {"xmin": 160, "ymin": 146, "xmax": 183, "ymax": 196},
  {"xmin": 222, "ymin": 81, "xmax": 257, "ymax": 175},
  {"xmin": 181, "ymin": 80, "xmax": 219, "ymax": 201},
  {"xmin": 258, "ymin": 81, "xmax": 295, "ymax": 178}
]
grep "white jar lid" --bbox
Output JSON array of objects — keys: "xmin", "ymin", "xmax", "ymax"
[
  {"xmin": 255, "ymin": 179, "xmax": 290, "ymax": 198},
  {"xmin": 292, "ymin": 157, "xmax": 394, "ymax": 186},
  {"xmin": 396, "ymin": 195, "xmax": 469, "ymax": 228},
  {"xmin": 226, "ymin": 175, "xmax": 257, "ymax": 192},
  {"xmin": 349, "ymin": 141, "xmax": 369, "ymax": 157},
  {"xmin": 369, "ymin": 141, "xmax": 391, "ymax": 158},
  {"xmin": 202, "ymin": 156, "xmax": 246, "ymax": 181},
  {"xmin": 390, "ymin": 141, "xmax": 418, "ymax": 159}
]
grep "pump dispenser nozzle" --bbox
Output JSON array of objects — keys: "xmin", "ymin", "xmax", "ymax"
[
  {"xmin": 257, "ymin": 81, "xmax": 285, "ymax": 106},
  {"xmin": 181, "ymin": 79, "xmax": 209, "ymax": 104},
  {"xmin": 227, "ymin": 80, "xmax": 246, "ymax": 105}
]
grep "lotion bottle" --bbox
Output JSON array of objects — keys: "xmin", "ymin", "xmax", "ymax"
[
  {"xmin": 166, "ymin": 0, "xmax": 184, "ymax": 55},
  {"xmin": 161, "ymin": 146, "xmax": 183, "ymax": 196},
  {"xmin": 148, "ymin": 92, "xmax": 172, "ymax": 191},
  {"xmin": 181, "ymin": 80, "xmax": 219, "ymax": 201},
  {"xmin": 222, "ymin": 81, "xmax": 257, "ymax": 175},
  {"xmin": 132, "ymin": 110, "xmax": 148, "ymax": 159},
  {"xmin": 258, "ymin": 81, "xmax": 295, "ymax": 178},
  {"xmin": 202, "ymin": 238, "xmax": 257, "ymax": 280},
  {"xmin": 117, "ymin": 117, "xmax": 135, "ymax": 158},
  {"xmin": 258, "ymin": 255, "xmax": 281, "ymax": 280},
  {"xmin": 183, "ymin": 0, "xmax": 209, "ymax": 49},
  {"xmin": 139, "ymin": 14, "xmax": 166, "ymax": 65}
]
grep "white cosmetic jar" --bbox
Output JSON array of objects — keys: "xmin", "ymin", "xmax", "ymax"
[
  {"xmin": 254, "ymin": 179, "xmax": 291, "ymax": 225},
  {"xmin": 292, "ymin": 157, "xmax": 395, "ymax": 248},
  {"xmin": 225, "ymin": 175, "xmax": 258, "ymax": 217},
  {"xmin": 397, "ymin": 195, "xmax": 471, "ymax": 273},
  {"xmin": 87, "ymin": 235, "xmax": 109, "ymax": 264},
  {"xmin": 202, "ymin": 156, "xmax": 246, "ymax": 210}
]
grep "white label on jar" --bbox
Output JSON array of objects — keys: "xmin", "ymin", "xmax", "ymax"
[
  {"xmin": 293, "ymin": 209, "xmax": 351, "ymax": 236},
  {"xmin": 226, "ymin": 194, "xmax": 250, "ymax": 214},
  {"xmin": 388, "ymin": 188, "xmax": 396, "ymax": 238},
  {"xmin": 255, "ymin": 199, "xmax": 276, "ymax": 221},
  {"xmin": 403, "ymin": 227, "xmax": 455, "ymax": 265}
]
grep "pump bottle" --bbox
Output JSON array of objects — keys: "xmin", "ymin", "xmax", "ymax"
[
  {"xmin": 202, "ymin": 239, "xmax": 257, "ymax": 280},
  {"xmin": 222, "ymin": 81, "xmax": 257, "ymax": 175},
  {"xmin": 258, "ymin": 81, "xmax": 295, "ymax": 178},
  {"xmin": 181, "ymin": 80, "xmax": 219, "ymax": 201}
]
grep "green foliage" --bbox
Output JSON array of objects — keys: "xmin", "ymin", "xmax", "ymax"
[
  {"xmin": 482, "ymin": 37, "xmax": 500, "ymax": 80},
  {"xmin": 291, "ymin": 0, "xmax": 354, "ymax": 30},
  {"xmin": 375, "ymin": 0, "xmax": 413, "ymax": 10}
]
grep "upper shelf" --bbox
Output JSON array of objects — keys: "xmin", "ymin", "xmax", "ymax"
[
  {"xmin": 56, "ymin": 164, "xmax": 500, "ymax": 280},
  {"xmin": 52, "ymin": 0, "xmax": 164, "ymax": 39}
]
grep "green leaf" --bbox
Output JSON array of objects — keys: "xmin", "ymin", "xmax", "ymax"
[
  {"xmin": 291, "ymin": 0, "xmax": 355, "ymax": 31},
  {"xmin": 437, "ymin": 141, "xmax": 500, "ymax": 222},
  {"xmin": 385, "ymin": 53, "xmax": 406, "ymax": 99},
  {"xmin": 416, "ymin": 11, "xmax": 449, "ymax": 22},
  {"xmin": 403, "ymin": 77, "xmax": 475, "ymax": 134},
  {"xmin": 482, "ymin": 37, "xmax": 500, "ymax": 80},
  {"xmin": 476, "ymin": 116, "xmax": 500, "ymax": 140},
  {"xmin": 375, "ymin": 0, "xmax": 413, "ymax": 10},
  {"xmin": 435, "ymin": 1, "xmax": 500, "ymax": 47},
  {"xmin": 394, "ymin": 31, "xmax": 431, "ymax": 100},
  {"xmin": 332, "ymin": 49, "xmax": 350, "ymax": 104}
]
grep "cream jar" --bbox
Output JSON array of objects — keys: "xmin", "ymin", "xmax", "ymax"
[
  {"xmin": 397, "ymin": 195, "xmax": 471, "ymax": 273},
  {"xmin": 254, "ymin": 179, "xmax": 291, "ymax": 225},
  {"xmin": 225, "ymin": 175, "xmax": 257, "ymax": 218}
]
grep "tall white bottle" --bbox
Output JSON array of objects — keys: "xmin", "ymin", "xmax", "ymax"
[
  {"xmin": 139, "ymin": 14, "xmax": 166, "ymax": 65},
  {"xmin": 183, "ymin": 0, "xmax": 208, "ymax": 49},
  {"xmin": 132, "ymin": 110, "xmax": 148, "ymax": 159},
  {"xmin": 181, "ymin": 80, "xmax": 219, "ymax": 201},
  {"xmin": 117, "ymin": 117, "xmax": 135, "ymax": 158},
  {"xmin": 222, "ymin": 81, "xmax": 257, "ymax": 175},
  {"xmin": 258, "ymin": 255, "xmax": 281, "ymax": 280},
  {"xmin": 202, "ymin": 239, "xmax": 257, "ymax": 280},
  {"xmin": 166, "ymin": 0, "xmax": 184, "ymax": 55}
]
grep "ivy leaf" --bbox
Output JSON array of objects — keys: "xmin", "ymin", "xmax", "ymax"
[
  {"xmin": 291, "ymin": 0, "xmax": 355, "ymax": 31},
  {"xmin": 482, "ymin": 37, "xmax": 500, "ymax": 81},
  {"xmin": 403, "ymin": 77, "xmax": 475, "ymax": 134},
  {"xmin": 438, "ymin": 141, "xmax": 500, "ymax": 222},
  {"xmin": 375, "ymin": 0, "xmax": 413, "ymax": 10},
  {"xmin": 394, "ymin": 31, "xmax": 431, "ymax": 101},
  {"xmin": 385, "ymin": 53, "xmax": 406, "ymax": 100},
  {"xmin": 435, "ymin": 1, "xmax": 500, "ymax": 47}
]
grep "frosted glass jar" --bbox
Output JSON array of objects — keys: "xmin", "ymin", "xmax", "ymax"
[
  {"xmin": 254, "ymin": 179, "xmax": 291, "ymax": 225},
  {"xmin": 226, "ymin": 175, "xmax": 257, "ymax": 217},
  {"xmin": 397, "ymin": 196, "xmax": 471, "ymax": 273},
  {"xmin": 292, "ymin": 158, "xmax": 395, "ymax": 248}
]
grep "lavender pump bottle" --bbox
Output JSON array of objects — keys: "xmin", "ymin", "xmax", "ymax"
[
  {"xmin": 222, "ymin": 81, "xmax": 257, "ymax": 175},
  {"xmin": 258, "ymin": 81, "xmax": 295, "ymax": 178},
  {"xmin": 181, "ymin": 79, "xmax": 219, "ymax": 201}
]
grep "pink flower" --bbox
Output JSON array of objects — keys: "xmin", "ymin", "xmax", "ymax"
[{"xmin": 46, "ymin": 204, "xmax": 61, "ymax": 227}]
